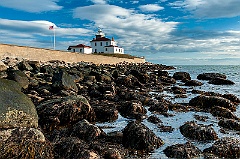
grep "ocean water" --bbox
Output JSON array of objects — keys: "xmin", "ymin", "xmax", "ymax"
[{"xmin": 97, "ymin": 65, "xmax": 240, "ymax": 158}]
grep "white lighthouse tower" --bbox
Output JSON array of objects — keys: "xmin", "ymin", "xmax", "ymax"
[{"xmin": 90, "ymin": 28, "xmax": 124, "ymax": 54}]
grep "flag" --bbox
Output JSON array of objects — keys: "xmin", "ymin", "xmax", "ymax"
[{"xmin": 49, "ymin": 25, "xmax": 54, "ymax": 30}]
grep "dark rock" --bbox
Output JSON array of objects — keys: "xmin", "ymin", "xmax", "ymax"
[
  {"xmin": 158, "ymin": 76, "xmax": 176, "ymax": 85},
  {"xmin": 185, "ymin": 80, "xmax": 203, "ymax": 86},
  {"xmin": 0, "ymin": 78, "xmax": 38, "ymax": 128},
  {"xmin": 7, "ymin": 69, "xmax": 29, "ymax": 89},
  {"xmin": 118, "ymin": 101, "xmax": 147, "ymax": 119},
  {"xmin": 209, "ymin": 77, "xmax": 235, "ymax": 85},
  {"xmin": 71, "ymin": 119, "xmax": 105, "ymax": 141},
  {"xmin": 129, "ymin": 69, "xmax": 149, "ymax": 84},
  {"xmin": 122, "ymin": 121, "xmax": 164, "ymax": 151},
  {"xmin": 0, "ymin": 127, "xmax": 53, "ymax": 159},
  {"xmin": 189, "ymin": 95, "xmax": 236, "ymax": 111},
  {"xmin": 52, "ymin": 69, "xmax": 78, "ymax": 92},
  {"xmin": 147, "ymin": 115, "xmax": 162, "ymax": 124},
  {"xmin": 116, "ymin": 74, "xmax": 143, "ymax": 88},
  {"xmin": 158, "ymin": 124, "xmax": 174, "ymax": 132},
  {"xmin": 222, "ymin": 94, "xmax": 240, "ymax": 104},
  {"xmin": 180, "ymin": 121, "xmax": 218, "ymax": 141},
  {"xmin": 91, "ymin": 100, "xmax": 119, "ymax": 122},
  {"xmin": 197, "ymin": 73, "xmax": 226, "ymax": 80},
  {"xmin": 103, "ymin": 148, "xmax": 122, "ymax": 159},
  {"xmin": 148, "ymin": 98, "xmax": 171, "ymax": 113},
  {"xmin": 218, "ymin": 119, "xmax": 240, "ymax": 131},
  {"xmin": 37, "ymin": 95, "xmax": 95, "ymax": 131},
  {"xmin": 17, "ymin": 60, "xmax": 33, "ymax": 71},
  {"xmin": 194, "ymin": 114, "xmax": 209, "ymax": 122},
  {"xmin": 171, "ymin": 86, "xmax": 187, "ymax": 94},
  {"xmin": 210, "ymin": 106, "xmax": 239, "ymax": 120},
  {"xmin": 54, "ymin": 137, "xmax": 99, "ymax": 159},
  {"xmin": 164, "ymin": 142, "xmax": 201, "ymax": 159},
  {"xmin": 157, "ymin": 70, "xmax": 169, "ymax": 77},
  {"xmin": 203, "ymin": 137, "xmax": 240, "ymax": 158},
  {"xmin": 173, "ymin": 72, "xmax": 191, "ymax": 81}
]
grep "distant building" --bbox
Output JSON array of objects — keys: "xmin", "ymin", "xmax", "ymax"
[
  {"xmin": 67, "ymin": 44, "xmax": 92, "ymax": 54},
  {"xmin": 68, "ymin": 28, "xmax": 124, "ymax": 54}
]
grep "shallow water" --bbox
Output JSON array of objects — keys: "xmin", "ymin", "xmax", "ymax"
[{"xmin": 97, "ymin": 65, "xmax": 240, "ymax": 158}]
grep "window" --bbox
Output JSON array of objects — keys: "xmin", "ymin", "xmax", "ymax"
[
  {"xmin": 95, "ymin": 49, "xmax": 97, "ymax": 53},
  {"xmin": 106, "ymin": 48, "xmax": 107, "ymax": 51},
  {"xmin": 80, "ymin": 49, "xmax": 82, "ymax": 52},
  {"xmin": 100, "ymin": 42, "xmax": 102, "ymax": 46},
  {"xmin": 95, "ymin": 43, "xmax": 97, "ymax": 46},
  {"xmin": 106, "ymin": 42, "xmax": 108, "ymax": 46},
  {"xmin": 73, "ymin": 49, "xmax": 75, "ymax": 52},
  {"xmin": 119, "ymin": 49, "xmax": 120, "ymax": 52}
]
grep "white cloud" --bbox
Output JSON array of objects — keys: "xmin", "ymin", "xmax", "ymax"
[
  {"xmin": 139, "ymin": 4, "xmax": 164, "ymax": 12},
  {"xmin": 0, "ymin": 0, "xmax": 62, "ymax": 13},
  {"xmin": 91, "ymin": 0, "xmax": 107, "ymax": 4},
  {"xmin": 170, "ymin": 0, "xmax": 240, "ymax": 18},
  {"xmin": 0, "ymin": 18, "xmax": 93, "ymax": 49},
  {"xmin": 73, "ymin": 4, "xmax": 178, "ymax": 54}
]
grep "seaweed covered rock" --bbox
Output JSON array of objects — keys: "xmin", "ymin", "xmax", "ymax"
[
  {"xmin": 37, "ymin": 95, "xmax": 95, "ymax": 131},
  {"xmin": 54, "ymin": 137, "xmax": 99, "ymax": 159},
  {"xmin": 0, "ymin": 78, "xmax": 38, "ymax": 129},
  {"xmin": 118, "ymin": 101, "xmax": 147, "ymax": 119},
  {"xmin": 91, "ymin": 100, "xmax": 119, "ymax": 122},
  {"xmin": 122, "ymin": 121, "xmax": 164, "ymax": 151},
  {"xmin": 184, "ymin": 80, "xmax": 203, "ymax": 86},
  {"xmin": 173, "ymin": 72, "xmax": 191, "ymax": 81},
  {"xmin": 180, "ymin": 121, "xmax": 218, "ymax": 141},
  {"xmin": 218, "ymin": 119, "xmax": 240, "ymax": 131},
  {"xmin": 0, "ymin": 127, "xmax": 53, "ymax": 159},
  {"xmin": 209, "ymin": 77, "xmax": 235, "ymax": 85},
  {"xmin": 163, "ymin": 142, "xmax": 201, "ymax": 159},
  {"xmin": 203, "ymin": 137, "xmax": 240, "ymax": 158},
  {"xmin": 189, "ymin": 95, "xmax": 236, "ymax": 111},
  {"xmin": 197, "ymin": 73, "xmax": 226, "ymax": 80},
  {"xmin": 71, "ymin": 119, "xmax": 105, "ymax": 141},
  {"xmin": 210, "ymin": 106, "xmax": 239, "ymax": 120}
]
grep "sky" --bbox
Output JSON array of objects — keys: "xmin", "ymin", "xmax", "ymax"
[{"xmin": 1, "ymin": 0, "xmax": 240, "ymax": 65}]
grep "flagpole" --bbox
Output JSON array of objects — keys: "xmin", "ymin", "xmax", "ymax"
[{"xmin": 53, "ymin": 27, "xmax": 55, "ymax": 50}]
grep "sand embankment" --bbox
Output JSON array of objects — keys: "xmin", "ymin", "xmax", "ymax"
[{"xmin": 0, "ymin": 43, "xmax": 145, "ymax": 64}]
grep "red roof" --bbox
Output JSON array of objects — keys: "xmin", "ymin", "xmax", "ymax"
[
  {"xmin": 68, "ymin": 44, "xmax": 91, "ymax": 48},
  {"xmin": 91, "ymin": 37, "xmax": 111, "ymax": 42}
]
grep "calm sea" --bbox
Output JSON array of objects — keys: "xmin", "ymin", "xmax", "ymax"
[{"xmin": 97, "ymin": 65, "xmax": 240, "ymax": 159}]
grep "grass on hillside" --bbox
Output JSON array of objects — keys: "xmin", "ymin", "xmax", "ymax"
[{"xmin": 93, "ymin": 53, "xmax": 143, "ymax": 59}]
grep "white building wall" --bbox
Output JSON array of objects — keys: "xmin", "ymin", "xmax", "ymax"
[
  {"xmin": 69, "ymin": 47, "xmax": 92, "ymax": 54},
  {"xmin": 105, "ymin": 46, "xmax": 124, "ymax": 54},
  {"xmin": 91, "ymin": 41, "xmax": 111, "ymax": 53},
  {"xmin": 83, "ymin": 48, "xmax": 92, "ymax": 54}
]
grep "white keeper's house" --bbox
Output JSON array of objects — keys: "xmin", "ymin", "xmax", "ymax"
[{"xmin": 67, "ymin": 28, "xmax": 124, "ymax": 54}]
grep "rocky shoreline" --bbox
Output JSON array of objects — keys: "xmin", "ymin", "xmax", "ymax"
[{"xmin": 0, "ymin": 57, "xmax": 239, "ymax": 159}]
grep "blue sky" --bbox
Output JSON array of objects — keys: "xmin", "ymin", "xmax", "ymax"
[{"xmin": 1, "ymin": 0, "xmax": 240, "ymax": 65}]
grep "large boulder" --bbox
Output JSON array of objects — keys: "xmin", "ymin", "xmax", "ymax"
[
  {"xmin": 218, "ymin": 119, "xmax": 240, "ymax": 131},
  {"xmin": 173, "ymin": 72, "xmax": 191, "ymax": 81},
  {"xmin": 0, "ymin": 127, "xmax": 53, "ymax": 159},
  {"xmin": 163, "ymin": 142, "xmax": 201, "ymax": 158},
  {"xmin": 210, "ymin": 106, "xmax": 239, "ymax": 120},
  {"xmin": 7, "ymin": 69, "xmax": 29, "ymax": 89},
  {"xmin": 197, "ymin": 73, "xmax": 226, "ymax": 80},
  {"xmin": 209, "ymin": 77, "xmax": 235, "ymax": 85},
  {"xmin": 71, "ymin": 119, "xmax": 105, "ymax": 141},
  {"xmin": 203, "ymin": 137, "xmax": 240, "ymax": 158},
  {"xmin": 180, "ymin": 121, "xmax": 218, "ymax": 141},
  {"xmin": 122, "ymin": 121, "xmax": 164, "ymax": 151},
  {"xmin": 54, "ymin": 137, "xmax": 99, "ymax": 159},
  {"xmin": 52, "ymin": 69, "xmax": 78, "ymax": 92},
  {"xmin": 118, "ymin": 101, "xmax": 147, "ymax": 119},
  {"xmin": 189, "ymin": 95, "xmax": 236, "ymax": 111},
  {"xmin": 0, "ymin": 61, "xmax": 7, "ymax": 71},
  {"xmin": 185, "ymin": 80, "xmax": 203, "ymax": 86},
  {"xmin": 36, "ymin": 95, "xmax": 95, "ymax": 131},
  {"xmin": 0, "ymin": 78, "xmax": 38, "ymax": 129}
]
